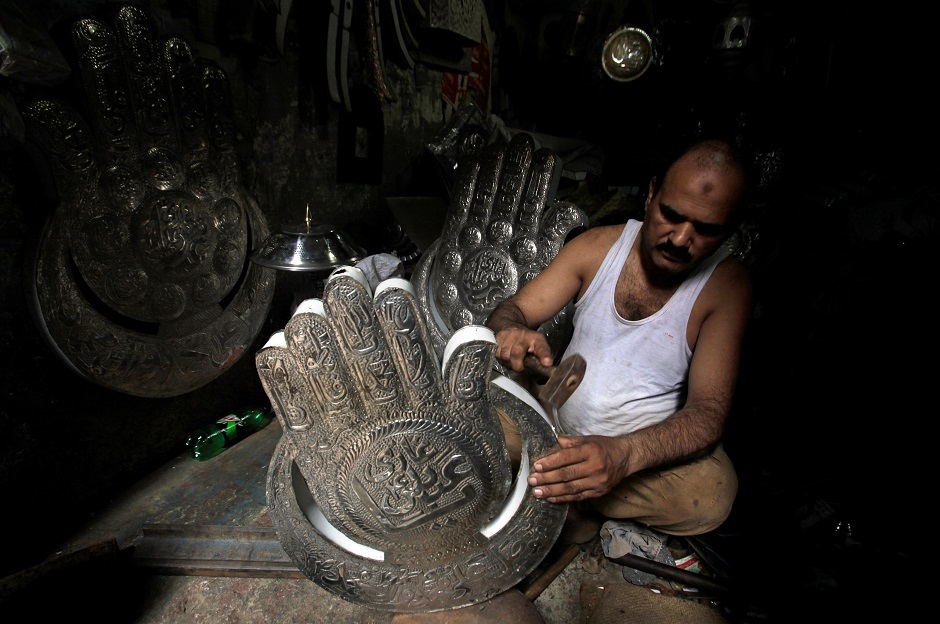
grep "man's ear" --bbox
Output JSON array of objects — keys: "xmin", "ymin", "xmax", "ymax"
[{"xmin": 645, "ymin": 177, "xmax": 657, "ymax": 210}]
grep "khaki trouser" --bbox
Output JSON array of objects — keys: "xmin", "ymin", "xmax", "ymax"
[{"xmin": 498, "ymin": 408, "xmax": 738, "ymax": 536}]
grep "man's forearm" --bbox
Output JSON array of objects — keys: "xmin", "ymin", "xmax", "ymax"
[
  {"xmin": 485, "ymin": 298, "xmax": 532, "ymax": 332},
  {"xmin": 619, "ymin": 404, "xmax": 726, "ymax": 474}
]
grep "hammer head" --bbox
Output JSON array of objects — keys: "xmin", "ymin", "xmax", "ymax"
[{"xmin": 537, "ymin": 353, "xmax": 586, "ymax": 410}]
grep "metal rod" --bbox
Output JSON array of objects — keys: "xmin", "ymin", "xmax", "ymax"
[{"xmin": 609, "ymin": 553, "xmax": 733, "ymax": 595}]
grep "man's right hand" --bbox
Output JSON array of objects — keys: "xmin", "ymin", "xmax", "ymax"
[
  {"xmin": 493, "ymin": 323, "xmax": 554, "ymax": 373},
  {"xmin": 528, "ymin": 435, "xmax": 632, "ymax": 503},
  {"xmin": 486, "ymin": 297, "xmax": 556, "ymax": 373}
]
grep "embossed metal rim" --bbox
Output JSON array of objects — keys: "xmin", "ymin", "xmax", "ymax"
[
  {"xmin": 265, "ymin": 378, "xmax": 567, "ymax": 613},
  {"xmin": 411, "ymin": 237, "xmax": 449, "ymax": 355},
  {"xmin": 27, "ymin": 194, "xmax": 275, "ymax": 398}
]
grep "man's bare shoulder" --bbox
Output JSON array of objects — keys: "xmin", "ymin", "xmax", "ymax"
[
  {"xmin": 700, "ymin": 255, "xmax": 753, "ymax": 312},
  {"xmin": 713, "ymin": 255, "xmax": 752, "ymax": 292},
  {"xmin": 553, "ymin": 224, "xmax": 626, "ymax": 291},
  {"xmin": 565, "ymin": 224, "xmax": 625, "ymax": 255}
]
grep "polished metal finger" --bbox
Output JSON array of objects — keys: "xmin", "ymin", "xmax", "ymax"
[
  {"xmin": 71, "ymin": 17, "xmax": 135, "ymax": 161},
  {"xmin": 516, "ymin": 147, "xmax": 561, "ymax": 238},
  {"xmin": 539, "ymin": 199, "xmax": 589, "ymax": 266},
  {"xmin": 113, "ymin": 5, "xmax": 173, "ymax": 152},
  {"xmin": 467, "ymin": 141, "xmax": 504, "ymax": 229},
  {"xmin": 163, "ymin": 37, "xmax": 208, "ymax": 152},
  {"xmin": 373, "ymin": 279, "xmax": 440, "ymax": 405},
  {"xmin": 282, "ymin": 301, "xmax": 358, "ymax": 435},
  {"xmin": 439, "ymin": 155, "xmax": 478, "ymax": 245},
  {"xmin": 324, "ymin": 267, "xmax": 402, "ymax": 408},
  {"xmin": 441, "ymin": 325, "xmax": 497, "ymax": 404},
  {"xmin": 201, "ymin": 64, "xmax": 237, "ymax": 154},
  {"xmin": 488, "ymin": 133, "xmax": 534, "ymax": 239},
  {"xmin": 440, "ymin": 326, "xmax": 513, "ymax": 507},
  {"xmin": 21, "ymin": 100, "xmax": 97, "ymax": 190}
]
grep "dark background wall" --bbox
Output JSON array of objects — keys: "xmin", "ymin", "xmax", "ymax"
[{"xmin": 0, "ymin": 0, "xmax": 935, "ymax": 579}]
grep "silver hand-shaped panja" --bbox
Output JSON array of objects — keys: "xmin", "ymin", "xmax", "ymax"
[
  {"xmin": 259, "ymin": 267, "xmax": 566, "ymax": 612},
  {"xmin": 412, "ymin": 132, "xmax": 589, "ymax": 359},
  {"xmin": 21, "ymin": 5, "xmax": 274, "ymax": 397}
]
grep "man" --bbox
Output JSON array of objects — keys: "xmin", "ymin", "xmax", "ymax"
[{"xmin": 486, "ymin": 138, "xmax": 751, "ymax": 538}]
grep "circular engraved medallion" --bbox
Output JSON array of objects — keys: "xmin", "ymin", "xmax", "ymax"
[
  {"xmin": 460, "ymin": 248, "xmax": 518, "ymax": 316},
  {"xmin": 338, "ymin": 420, "xmax": 495, "ymax": 549},
  {"xmin": 601, "ymin": 26, "xmax": 653, "ymax": 82}
]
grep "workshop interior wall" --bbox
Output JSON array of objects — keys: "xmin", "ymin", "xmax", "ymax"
[{"xmin": 0, "ymin": 0, "xmax": 935, "ymax": 578}]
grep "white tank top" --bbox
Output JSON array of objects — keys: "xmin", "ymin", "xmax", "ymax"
[{"xmin": 557, "ymin": 220, "xmax": 729, "ymax": 437}]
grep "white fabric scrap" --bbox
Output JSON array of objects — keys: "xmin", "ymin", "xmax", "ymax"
[
  {"xmin": 600, "ymin": 519, "xmax": 677, "ymax": 586},
  {"xmin": 355, "ymin": 253, "xmax": 404, "ymax": 290}
]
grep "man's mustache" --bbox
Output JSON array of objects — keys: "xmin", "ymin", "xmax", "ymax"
[{"xmin": 657, "ymin": 242, "xmax": 692, "ymax": 262}]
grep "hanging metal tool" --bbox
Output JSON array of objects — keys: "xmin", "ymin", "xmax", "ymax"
[{"xmin": 327, "ymin": 0, "xmax": 353, "ymax": 111}]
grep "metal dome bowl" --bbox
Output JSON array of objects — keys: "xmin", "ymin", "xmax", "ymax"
[{"xmin": 250, "ymin": 223, "xmax": 367, "ymax": 272}]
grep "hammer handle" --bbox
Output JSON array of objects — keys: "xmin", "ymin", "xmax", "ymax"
[{"xmin": 523, "ymin": 353, "xmax": 554, "ymax": 382}]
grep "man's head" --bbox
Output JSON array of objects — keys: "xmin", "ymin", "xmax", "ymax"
[{"xmin": 640, "ymin": 139, "xmax": 749, "ymax": 279}]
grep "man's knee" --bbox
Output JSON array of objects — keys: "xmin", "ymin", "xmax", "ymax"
[
  {"xmin": 589, "ymin": 445, "xmax": 738, "ymax": 535},
  {"xmin": 656, "ymin": 479, "xmax": 737, "ymax": 535}
]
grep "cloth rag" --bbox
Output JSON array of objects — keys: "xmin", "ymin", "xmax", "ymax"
[
  {"xmin": 355, "ymin": 253, "xmax": 404, "ymax": 290},
  {"xmin": 600, "ymin": 519, "xmax": 676, "ymax": 586}
]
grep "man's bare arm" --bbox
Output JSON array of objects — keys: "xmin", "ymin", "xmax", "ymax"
[
  {"xmin": 527, "ymin": 259, "xmax": 753, "ymax": 502},
  {"xmin": 487, "ymin": 297, "xmax": 556, "ymax": 372},
  {"xmin": 487, "ymin": 226, "xmax": 617, "ymax": 372}
]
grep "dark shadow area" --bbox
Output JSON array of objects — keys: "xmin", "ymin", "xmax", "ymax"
[{"xmin": 0, "ymin": 540, "xmax": 152, "ymax": 621}]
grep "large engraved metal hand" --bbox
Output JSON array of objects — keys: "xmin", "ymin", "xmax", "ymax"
[
  {"xmin": 20, "ymin": 5, "xmax": 274, "ymax": 397},
  {"xmin": 412, "ymin": 132, "xmax": 589, "ymax": 359},
  {"xmin": 258, "ymin": 267, "xmax": 566, "ymax": 612}
]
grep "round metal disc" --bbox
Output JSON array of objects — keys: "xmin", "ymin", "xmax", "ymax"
[{"xmin": 601, "ymin": 26, "xmax": 653, "ymax": 82}]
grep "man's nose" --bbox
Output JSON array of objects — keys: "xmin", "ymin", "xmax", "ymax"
[{"xmin": 670, "ymin": 222, "xmax": 694, "ymax": 248}]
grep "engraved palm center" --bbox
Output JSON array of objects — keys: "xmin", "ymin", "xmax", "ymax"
[
  {"xmin": 460, "ymin": 248, "xmax": 517, "ymax": 314},
  {"xmin": 352, "ymin": 433, "xmax": 476, "ymax": 533},
  {"xmin": 137, "ymin": 190, "xmax": 215, "ymax": 277}
]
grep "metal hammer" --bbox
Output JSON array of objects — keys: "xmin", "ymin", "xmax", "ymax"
[{"xmin": 523, "ymin": 353, "xmax": 586, "ymax": 433}]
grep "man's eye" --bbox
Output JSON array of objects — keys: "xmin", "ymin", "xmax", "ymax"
[
  {"xmin": 660, "ymin": 207, "xmax": 681, "ymax": 223},
  {"xmin": 695, "ymin": 223, "xmax": 726, "ymax": 237}
]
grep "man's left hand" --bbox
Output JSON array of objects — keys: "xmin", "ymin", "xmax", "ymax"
[{"xmin": 527, "ymin": 435, "xmax": 630, "ymax": 503}]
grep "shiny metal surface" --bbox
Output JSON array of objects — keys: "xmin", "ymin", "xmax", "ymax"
[
  {"xmin": 258, "ymin": 268, "xmax": 566, "ymax": 612},
  {"xmin": 424, "ymin": 0, "xmax": 483, "ymax": 46},
  {"xmin": 412, "ymin": 132, "xmax": 589, "ymax": 360},
  {"xmin": 250, "ymin": 222, "xmax": 367, "ymax": 271},
  {"xmin": 21, "ymin": 5, "xmax": 274, "ymax": 398},
  {"xmin": 601, "ymin": 26, "xmax": 652, "ymax": 82}
]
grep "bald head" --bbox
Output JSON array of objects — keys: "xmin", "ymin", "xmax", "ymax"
[{"xmin": 655, "ymin": 139, "xmax": 749, "ymax": 220}]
